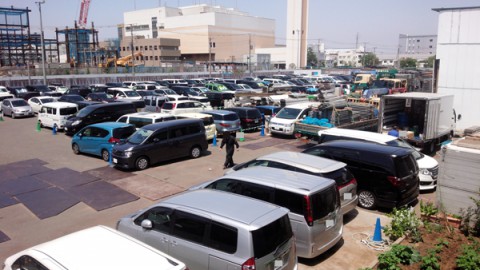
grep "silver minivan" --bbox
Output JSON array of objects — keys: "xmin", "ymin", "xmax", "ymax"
[
  {"xmin": 226, "ymin": 151, "xmax": 358, "ymax": 216},
  {"xmin": 117, "ymin": 189, "xmax": 297, "ymax": 270},
  {"xmin": 191, "ymin": 167, "xmax": 343, "ymax": 259}
]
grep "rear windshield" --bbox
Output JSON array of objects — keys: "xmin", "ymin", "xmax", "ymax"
[
  {"xmin": 394, "ymin": 154, "xmax": 418, "ymax": 178},
  {"xmin": 202, "ymin": 117, "xmax": 214, "ymax": 126},
  {"xmin": 252, "ymin": 214, "xmax": 292, "ymax": 258},
  {"xmin": 162, "ymin": 103, "xmax": 174, "ymax": 110},
  {"xmin": 59, "ymin": 107, "xmax": 78, "ymax": 115},
  {"xmin": 129, "ymin": 117, "xmax": 154, "ymax": 128},
  {"xmin": 321, "ymin": 167, "xmax": 354, "ymax": 187},
  {"xmin": 113, "ymin": 126, "xmax": 136, "ymax": 139},
  {"xmin": 246, "ymin": 109, "xmax": 262, "ymax": 118},
  {"xmin": 275, "ymin": 108, "xmax": 302, "ymax": 120},
  {"xmin": 222, "ymin": 113, "xmax": 239, "ymax": 121}
]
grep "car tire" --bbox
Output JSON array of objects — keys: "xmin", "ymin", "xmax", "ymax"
[
  {"xmin": 358, "ymin": 190, "xmax": 376, "ymax": 210},
  {"xmin": 72, "ymin": 143, "xmax": 80, "ymax": 155},
  {"xmin": 101, "ymin": 149, "xmax": 110, "ymax": 162},
  {"xmin": 135, "ymin": 156, "xmax": 149, "ymax": 170},
  {"xmin": 11, "ymin": 113, "xmax": 15, "ymax": 119},
  {"xmin": 190, "ymin": 146, "xmax": 202, "ymax": 159}
]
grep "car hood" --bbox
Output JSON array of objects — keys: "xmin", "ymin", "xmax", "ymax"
[
  {"xmin": 13, "ymin": 105, "xmax": 32, "ymax": 111},
  {"xmin": 113, "ymin": 141, "xmax": 136, "ymax": 152},
  {"xmin": 416, "ymin": 154, "xmax": 438, "ymax": 169}
]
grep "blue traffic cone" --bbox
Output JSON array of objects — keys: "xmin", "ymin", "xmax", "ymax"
[
  {"xmin": 52, "ymin": 124, "xmax": 57, "ymax": 135},
  {"xmin": 372, "ymin": 217, "xmax": 383, "ymax": 242},
  {"xmin": 212, "ymin": 132, "xmax": 217, "ymax": 147},
  {"xmin": 260, "ymin": 125, "xmax": 265, "ymax": 136},
  {"xmin": 108, "ymin": 147, "xmax": 113, "ymax": 167}
]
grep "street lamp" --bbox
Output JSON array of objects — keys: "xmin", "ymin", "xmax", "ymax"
[{"xmin": 36, "ymin": 0, "xmax": 47, "ymax": 84}]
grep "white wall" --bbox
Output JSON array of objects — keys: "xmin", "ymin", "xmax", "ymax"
[{"xmin": 436, "ymin": 7, "xmax": 480, "ymax": 131}]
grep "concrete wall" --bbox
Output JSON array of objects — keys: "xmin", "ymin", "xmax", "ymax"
[{"xmin": 435, "ymin": 7, "xmax": 480, "ymax": 131}]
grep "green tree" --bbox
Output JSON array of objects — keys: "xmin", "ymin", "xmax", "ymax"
[
  {"xmin": 360, "ymin": 53, "xmax": 379, "ymax": 67},
  {"xmin": 400, "ymin": 57, "xmax": 417, "ymax": 68},
  {"xmin": 425, "ymin": 55, "xmax": 436, "ymax": 68},
  {"xmin": 307, "ymin": 47, "xmax": 318, "ymax": 67}
]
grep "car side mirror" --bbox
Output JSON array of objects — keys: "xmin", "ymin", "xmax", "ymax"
[
  {"xmin": 141, "ymin": 219, "xmax": 153, "ymax": 230},
  {"xmin": 153, "ymin": 138, "xmax": 160, "ymax": 143}
]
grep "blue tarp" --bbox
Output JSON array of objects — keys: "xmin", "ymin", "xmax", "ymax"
[
  {"xmin": 301, "ymin": 117, "xmax": 334, "ymax": 128},
  {"xmin": 362, "ymin": 88, "xmax": 389, "ymax": 99}
]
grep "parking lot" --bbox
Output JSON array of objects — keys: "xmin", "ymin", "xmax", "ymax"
[{"xmin": 0, "ymin": 116, "xmax": 435, "ymax": 269}]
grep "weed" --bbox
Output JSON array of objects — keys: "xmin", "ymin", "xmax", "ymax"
[
  {"xmin": 459, "ymin": 191, "xmax": 480, "ymax": 237},
  {"xmin": 377, "ymin": 244, "xmax": 420, "ymax": 270},
  {"xmin": 420, "ymin": 200, "xmax": 438, "ymax": 218},
  {"xmin": 456, "ymin": 240, "xmax": 480, "ymax": 270},
  {"xmin": 420, "ymin": 250, "xmax": 441, "ymax": 270},
  {"xmin": 383, "ymin": 207, "xmax": 422, "ymax": 242}
]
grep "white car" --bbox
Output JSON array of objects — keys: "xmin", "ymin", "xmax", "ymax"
[
  {"xmin": 0, "ymin": 85, "xmax": 14, "ymax": 101},
  {"xmin": 107, "ymin": 87, "xmax": 142, "ymax": 100},
  {"xmin": 161, "ymin": 100, "xmax": 212, "ymax": 115},
  {"xmin": 3, "ymin": 226, "xmax": 187, "ymax": 270},
  {"xmin": 28, "ymin": 96, "xmax": 57, "ymax": 113}
]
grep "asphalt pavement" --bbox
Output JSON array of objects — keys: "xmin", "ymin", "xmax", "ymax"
[{"xmin": 0, "ymin": 116, "xmax": 433, "ymax": 269}]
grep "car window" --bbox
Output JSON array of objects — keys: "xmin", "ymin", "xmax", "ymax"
[
  {"xmin": 12, "ymin": 255, "xmax": 48, "ymax": 270},
  {"xmin": 321, "ymin": 167, "xmax": 355, "ymax": 187},
  {"xmin": 134, "ymin": 207, "xmax": 172, "ymax": 233},
  {"xmin": 207, "ymin": 221, "xmax": 237, "ymax": 254},
  {"xmin": 252, "ymin": 215, "xmax": 293, "ymax": 259},
  {"xmin": 163, "ymin": 103, "xmax": 174, "ymax": 110},
  {"xmin": 149, "ymin": 130, "xmax": 168, "ymax": 142},
  {"xmin": 171, "ymin": 210, "xmax": 207, "ymax": 245},
  {"xmin": 113, "ymin": 126, "xmax": 136, "ymax": 139},
  {"xmin": 60, "ymin": 107, "xmax": 77, "ymax": 115},
  {"xmin": 267, "ymin": 161, "xmax": 297, "ymax": 171},
  {"xmin": 117, "ymin": 116, "xmax": 127, "ymax": 123},
  {"xmin": 169, "ymin": 126, "xmax": 188, "ymax": 138},
  {"xmin": 129, "ymin": 117, "xmax": 154, "ymax": 128}
]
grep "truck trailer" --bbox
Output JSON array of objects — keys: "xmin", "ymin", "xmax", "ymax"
[{"xmin": 378, "ymin": 92, "xmax": 455, "ymax": 154}]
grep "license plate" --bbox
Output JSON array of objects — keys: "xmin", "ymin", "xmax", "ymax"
[
  {"xmin": 255, "ymin": 119, "xmax": 259, "ymax": 123},
  {"xmin": 113, "ymin": 158, "xmax": 118, "ymax": 163},
  {"xmin": 343, "ymin": 193, "xmax": 352, "ymax": 200}
]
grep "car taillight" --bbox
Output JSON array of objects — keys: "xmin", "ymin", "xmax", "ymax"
[
  {"xmin": 303, "ymin": 195, "xmax": 314, "ymax": 226},
  {"xmin": 387, "ymin": 176, "xmax": 401, "ymax": 187},
  {"xmin": 108, "ymin": 137, "xmax": 120, "ymax": 144},
  {"xmin": 242, "ymin": 257, "xmax": 256, "ymax": 270},
  {"xmin": 219, "ymin": 123, "xmax": 231, "ymax": 127},
  {"xmin": 244, "ymin": 119, "xmax": 254, "ymax": 122},
  {"xmin": 337, "ymin": 178, "xmax": 357, "ymax": 190}
]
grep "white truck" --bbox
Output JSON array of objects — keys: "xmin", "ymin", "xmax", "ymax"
[{"xmin": 378, "ymin": 92, "xmax": 455, "ymax": 154}]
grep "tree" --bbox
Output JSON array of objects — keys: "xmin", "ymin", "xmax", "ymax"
[
  {"xmin": 307, "ymin": 47, "xmax": 318, "ymax": 67},
  {"xmin": 360, "ymin": 53, "xmax": 379, "ymax": 67},
  {"xmin": 425, "ymin": 55, "xmax": 436, "ymax": 68},
  {"xmin": 400, "ymin": 57, "xmax": 417, "ymax": 68}
]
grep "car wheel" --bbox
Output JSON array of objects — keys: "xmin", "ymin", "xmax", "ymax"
[
  {"xmin": 135, "ymin": 156, "xmax": 149, "ymax": 170},
  {"xmin": 72, "ymin": 143, "xmax": 80, "ymax": 155},
  {"xmin": 190, "ymin": 146, "xmax": 202, "ymax": 158},
  {"xmin": 101, "ymin": 149, "xmax": 110, "ymax": 162},
  {"xmin": 11, "ymin": 113, "xmax": 15, "ymax": 119},
  {"xmin": 358, "ymin": 190, "xmax": 376, "ymax": 209}
]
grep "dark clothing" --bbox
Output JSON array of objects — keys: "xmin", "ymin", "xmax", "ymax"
[{"xmin": 220, "ymin": 135, "xmax": 239, "ymax": 168}]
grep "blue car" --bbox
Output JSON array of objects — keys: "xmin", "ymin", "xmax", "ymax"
[{"xmin": 71, "ymin": 122, "xmax": 136, "ymax": 161}]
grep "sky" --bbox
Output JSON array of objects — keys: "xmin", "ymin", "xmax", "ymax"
[{"xmin": 6, "ymin": 0, "xmax": 480, "ymax": 55}]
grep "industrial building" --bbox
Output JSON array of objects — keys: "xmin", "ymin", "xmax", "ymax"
[
  {"xmin": 118, "ymin": 36, "xmax": 181, "ymax": 67},
  {"xmin": 398, "ymin": 34, "xmax": 437, "ymax": 60},
  {"xmin": 433, "ymin": 6, "xmax": 480, "ymax": 132},
  {"xmin": 122, "ymin": 4, "xmax": 275, "ymax": 67}
]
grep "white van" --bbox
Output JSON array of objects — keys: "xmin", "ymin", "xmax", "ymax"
[
  {"xmin": 117, "ymin": 112, "xmax": 176, "ymax": 129},
  {"xmin": 3, "ymin": 225, "xmax": 186, "ymax": 270},
  {"xmin": 38, "ymin": 102, "xmax": 78, "ymax": 130},
  {"xmin": 175, "ymin": 112, "xmax": 216, "ymax": 140},
  {"xmin": 317, "ymin": 128, "xmax": 439, "ymax": 191},
  {"xmin": 143, "ymin": 95, "xmax": 169, "ymax": 112},
  {"xmin": 161, "ymin": 100, "xmax": 212, "ymax": 116},
  {"xmin": 269, "ymin": 102, "xmax": 321, "ymax": 136}
]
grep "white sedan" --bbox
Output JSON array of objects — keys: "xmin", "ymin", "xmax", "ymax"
[{"xmin": 27, "ymin": 96, "xmax": 56, "ymax": 113}]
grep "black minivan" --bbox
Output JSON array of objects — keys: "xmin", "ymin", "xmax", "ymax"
[
  {"xmin": 303, "ymin": 140, "xmax": 419, "ymax": 210},
  {"xmin": 64, "ymin": 102, "xmax": 137, "ymax": 135},
  {"xmin": 112, "ymin": 119, "xmax": 209, "ymax": 170}
]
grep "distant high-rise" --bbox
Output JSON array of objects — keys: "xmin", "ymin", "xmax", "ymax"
[{"xmin": 286, "ymin": 0, "xmax": 308, "ymax": 69}]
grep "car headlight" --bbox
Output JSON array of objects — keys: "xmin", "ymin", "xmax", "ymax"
[
  {"xmin": 124, "ymin": 151, "xmax": 132, "ymax": 158},
  {"xmin": 420, "ymin": 169, "xmax": 431, "ymax": 175},
  {"xmin": 71, "ymin": 120, "xmax": 81, "ymax": 126}
]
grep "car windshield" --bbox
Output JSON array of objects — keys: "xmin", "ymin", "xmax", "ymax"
[
  {"xmin": 11, "ymin": 100, "xmax": 28, "ymax": 106},
  {"xmin": 386, "ymin": 139, "xmax": 423, "ymax": 160},
  {"xmin": 40, "ymin": 98, "xmax": 55, "ymax": 103},
  {"xmin": 275, "ymin": 108, "xmax": 302, "ymax": 120},
  {"xmin": 124, "ymin": 91, "xmax": 140, "ymax": 97},
  {"xmin": 163, "ymin": 89, "xmax": 177, "ymax": 95},
  {"xmin": 68, "ymin": 95, "xmax": 85, "ymax": 101},
  {"xmin": 15, "ymin": 88, "xmax": 28, "ymax": 93},
  {"xmin": 75, "ymin": 106, "xmax": 95, "ymax": 118},
  {"xmin": 186, "ymin": 89, "xmax": 200, "ymax": 96},
  {"xmin": 0, "ymin": 88, "xmax": 8, "ymax": 93},
  {"xmin": 127, "ymin": 129, "xmax": 154, "ymax": 144}
]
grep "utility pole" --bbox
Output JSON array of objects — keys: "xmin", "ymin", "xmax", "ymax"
[
  {"xmin": 297, "ymin": 29, "xmax": 301, "ymax": 69},
  {"xmin": 248, "ymin": 34, "xmax": 252, "ymax": 76},
  {"xmin": 36, "ymin": 0, "xmax": 47, "ymax": 84},
  {"xmin": 130, "ymin": 24, "xmax": 135, "ymax": 77},
  {"xmin": 363, "ymin": 42, "xmax": 367, "ymax": 67},
  {"xmin": 208, "ymin": 37, "xmax": 212, "ymax": 77}
]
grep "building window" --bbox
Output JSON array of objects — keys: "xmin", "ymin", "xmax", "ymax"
[
  {"xmin": 149, "ymin": 46, "xmax": 153, "ymax": 50},
  {"xmin": 429, "ymin": 45, "xmax": 432, "ymax": 48},
  {"xmin": 155, "ymin": 56, "xmax": 158, "ymax": 60},
  {"xmin": 430, "ymin": 39, "xmax": 433, "ymax": 42},
  {"xmin": 150, "ymin": 56, "xmax": 153, "ymax": 60},
  {"xmin": 135, "ymin": 46, "xmax": 139, "ymax": 51},
  {"xmin": 154, "ymin": 45, "xmax": 158, "ymax": 50}
]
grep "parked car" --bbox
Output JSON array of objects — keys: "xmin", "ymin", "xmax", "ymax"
[
  {"xmin": 7, "ymin": 86, "xmax": 40, "ymax": 100},
  {"xmin": 117, "ymin": 189, "xmax": 297, "ymax": 270},
  {"xmin": 64, "ymin": 102, "xmax": 137, "ymax": 135},
  {"xmin": 2, "ymin": 225, "xmax": 187, "ymax": 270},
  {"xmin": 269, "ymin": 102, "xmax": 321, "ymax": 136},
  {"xmin": 117, "ymin": 112, "xmax": 176, "ymax": 129},
  {"xmin": 72, "ymin": 122, "xmax": 136, "ymax": 161},
  {"xmin": 202, "ymin": 110, "xmax": 241, "ymax": 134},
  {"xmin": 25, "ymin": 84, "xmax": 61, "ymax": 97},
  {"xmin": 226, "ymin": 151, "xmax": 358, "ymax": 215},
  {"xmin": 317, "ymin": 128, "xmax": 439, "ymax": 191},
  {"xmin": 0, "ymin": 86, "xmax": 15, "ymax": 101},
  {"xmin": 38, "ymin": 102, "xmax": 78, "ymax": 130},
  {"xmin": 224, "ymin": 107, "xmax": 263, "ymax": 131},
  {"xmin": 204, "ymin": 91, "xmax": 234, "ymax": 107},
  {"xmin": 1, "ymin": 98, "xmax": 34, "ymax": 118},
  {"xmin": 303, "ymin": 140, "xmax": 420, "ymax": 210},
  {"xmin": 105, "ymin": 82, "xmax": 123, "ymax": 88},
  {"xmin": 27, "ymin": 96, "xmax": 56, "ymax": 113},
  {"xmin": 86, "ymin": 92, "xmax": 115, "ymax": 103},
  {"xmin": 190, "ymin": 167, "xmax": 342, "ymax": 258},
  {"xmin": 175, "ymin": 112, "xmax": 216, "ymax": 140},
  {"xmin": 143, "ymin": 95, "xmax": 169, "ymax": 112},
  {"xmin": 161, "ymin": 100, "xmax": 212, "ymax": 115},
  {"xmin": 111, "ymin": 119, "xmax": 208, "ymax": 170},
  {"xmin": 64, "ymin": 86, "xmax": 92, "ymax": 98},
  {"xmin": 155, "ymin": 88, "xmax": 185, "ymax": 100},
  {"xmin": 107, "ymin": 87, "xmax": 142, "ymax": 100},
  {"xmin": 57, "ymin": 94, "xmax": 99, "ymax": 110}
]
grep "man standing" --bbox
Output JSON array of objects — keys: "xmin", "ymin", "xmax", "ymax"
[{"xmin": 220, "ymin": 131, "xmax": 239, "ymax": 169}]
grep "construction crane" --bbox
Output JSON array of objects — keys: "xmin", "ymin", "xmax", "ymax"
[{"xmin": 78, "ymin": 0, "xmax": 91, "ymax": 28}]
